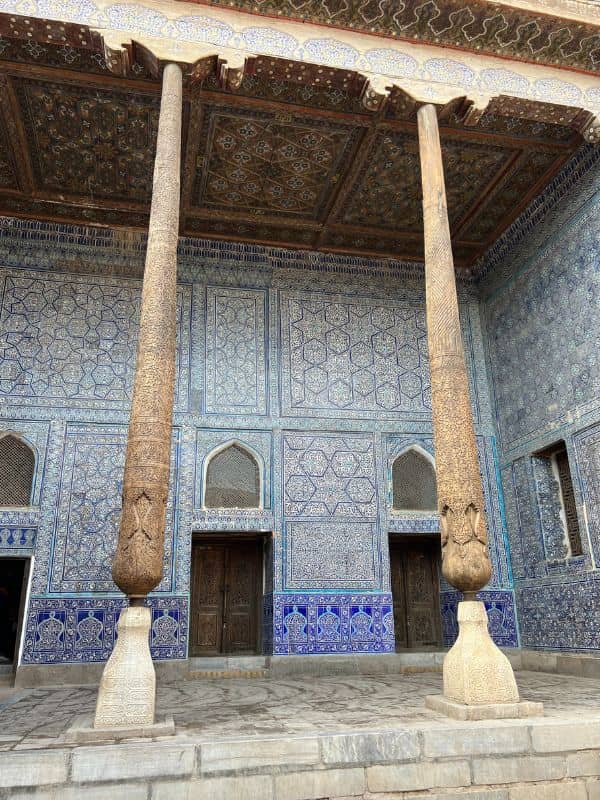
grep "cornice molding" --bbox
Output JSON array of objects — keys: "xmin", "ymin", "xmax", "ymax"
[{"xmin": 191, "ymin": 0, "xmax": 600, "ymax": 75}]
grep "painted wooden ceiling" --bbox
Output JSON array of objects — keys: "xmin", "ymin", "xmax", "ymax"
[
  {"xmin": 0, "ymin": 13, "xmax": 595, "ymax": 268},
  {"xmin": 192, "ymin": 0, "xmax": 600, "ymax": 75}
]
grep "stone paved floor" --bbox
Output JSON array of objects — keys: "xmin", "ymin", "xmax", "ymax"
[{"xmin": 0, "ymin": 671, "xmax": 599, "ymax": 750}]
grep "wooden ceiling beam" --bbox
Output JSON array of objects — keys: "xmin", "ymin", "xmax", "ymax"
[
  {"xmin": 0, "ymin": 60, "xmax": 161, "ymax": 95},
  {"xmin": 194, "ymin": 88, "xmax": 373, "ymax": 126},
  {"xmin": 0, "ymin": 74, "xmax": 35, "ymax": 194}
]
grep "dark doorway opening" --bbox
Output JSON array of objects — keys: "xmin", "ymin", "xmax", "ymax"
[
  {"xmin": 190, "ymin": 535, "xmax": 265, "ymax": 656},
  {"xmin": 0, "ymin": 558, "xmax": 28, "ymax": 665},
  {"xmin": 389, "ymin": 535, "xmax": 442, "ymax": 650}
]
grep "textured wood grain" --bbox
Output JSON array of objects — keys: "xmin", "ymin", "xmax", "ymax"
[
  {"xmin": 417, "ymin": 103, "xmax": 492, "ymax": 595},
  {"xmin": 112, "ymin": 63, "xmax": 182, "ymax": 597}
]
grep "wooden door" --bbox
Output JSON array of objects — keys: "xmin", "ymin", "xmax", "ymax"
[
  {"xmin": 190, "ymin": 539, "xmax": 262, "ymax": 656},
  {"xmin": 389, "ymin": 538, "xmax": 442, "ymax": 649},
  {"xmin": 390, "ymin": 545, "xmax": 408, "ymax": 648}
]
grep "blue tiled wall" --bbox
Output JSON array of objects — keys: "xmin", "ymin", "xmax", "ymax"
[
  {"xmin": 0, "ymin": 216, "xmax": 518, "ymax": 664},
  {"xmin": 481, "ymin": 146, "xmax": 600, "ymax": 652}
]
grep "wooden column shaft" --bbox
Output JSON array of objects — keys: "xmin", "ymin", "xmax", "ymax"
[
  {"xmin": 417, "ymin": 103, "xmax": 492, "ymax": 595},
  {"xmin": 112, "ymin": 63, "xmax": 183, "ymax": 598}
]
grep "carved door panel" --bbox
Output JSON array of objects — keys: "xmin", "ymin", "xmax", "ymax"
[
  {"xmin": 223, "ymin": 543, "xmax": 261, "ymax": 654},
  {"xmin": 389, "ymin": 538, "xmax": 442, "ymax": 650},
  {"xmin": 389, "ymin": 544, "xmax": 408, "ymax": 648},
  {"xmin": 404, "ymin": 543, "xmax": 442, "ymax": 648},
  {"xmin": 190, "ymin": 544, "xmax": 226, "ymax": 656},
  {"xmin": 190, "ymin": 539, "xmax": 262, "ymax": 656}
]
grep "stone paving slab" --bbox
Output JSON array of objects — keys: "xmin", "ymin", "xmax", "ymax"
[
  {"xmin": 0, "ymin": 670, "xmax": 598, "ymax": 798},
  {"xmin": 0, "ymin": 670, "xmax": 599, "ymax": 749}
]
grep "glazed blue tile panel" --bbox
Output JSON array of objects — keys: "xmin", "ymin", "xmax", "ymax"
[
  {"xmin": 515, "ymin": 579, "xmax": 600, "ymax": 651},
  {"xmin": 441, "ymin": 590, "xmax": 518, "ymax": 648},
  {"xmin": 483, "ymin": 185, "xmax": 600, "ymax": 453},
  {"xmin": 532, "ymin": 454, "xmax": 570, "ymax": 562},
  {"xmin": 284, "ymin": 521, "xmax": 379, "ymax": 590},
  {"xmin": 274, "ymin": 592, "xmax": 394, "ymax": 654},
  {"xmin": 0, "ymin": 526, "xmax": 36, "ymax": 553},
  {"xmin": 205, "ymin": 286, "xmax": 267, "ymax": 415},
  {"xmin": 21, "ymin": 596, "xmax": 188, "ymax": 663},
  {"xmin": 482, "ymin": 155, "xmax": 600, "ymax": 652},
  {"xmin": 0, "ymin": 270, "xmax": 191, "ymax": 411},
  {"xmin": 280, "ymin": 291, "xmax": 432, "ymax": 419},
  {"xmin": 574, "ymin": 423, "xmax": 600, "ymax": 568},
  {"xmin": 477, "ymin": 437, "xmax": 512, "ymax": 589},
  {"xmin": 48, "ymin": 424, "xmax": 178, "ymax": 594},
  {"xmin": 501, "ymin": 457, "xmax": 547, "ymax": 580},
  {"xmin": 282, "ymin": 432, "xmax": 377, "ymax": 519}
]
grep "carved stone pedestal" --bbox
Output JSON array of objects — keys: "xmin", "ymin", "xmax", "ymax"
[
  {"xmin": 426, "ymin": 601, "xmax": 544, "ymax": 720},
  {"xmin": 94, "ymin": 606, "xmax": 155, "ymax": 728}
]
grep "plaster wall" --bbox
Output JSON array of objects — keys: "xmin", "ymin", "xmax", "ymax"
[
  {"xmin": 481, "ymin": 146, "xmax": 600, "ymax": 653},
  {"xmin": 0, "ymin": 219, "xmax": 516, "ymax": 665}
]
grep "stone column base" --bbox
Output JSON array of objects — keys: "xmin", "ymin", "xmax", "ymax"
[
  {"xmin": 425, "ymin": 694, "xmax": 544, "ymax": 720},
  {"xmin": 438, "ymin": 600, "xmax": 534, "ymax": 713},
  {"xmin": 66, "ymin": 713, "xmax": 175, "ymax": 743},
  {"xmin": 94, "ymin": 605, "xmax": 156, "ymax": 729}
]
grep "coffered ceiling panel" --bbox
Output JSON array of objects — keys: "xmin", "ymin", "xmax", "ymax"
[
  {"xmin": 15, "ymin": 78, "xmax": 159, "ymax": 203},
  {"xmin": 192, "ymin": 105, "xmax": 360, "ymax": 219},
  {"xmin": 0, "ymin": 12, "xmax": 595, "ymax": 269}
]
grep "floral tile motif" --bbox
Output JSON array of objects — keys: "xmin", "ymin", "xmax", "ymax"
[
  {"xmin": 47, "ymin": 425, "xmax": 178, "ymax": 594},
  {"xmin": 21, "ymin": 596, "xmax": 188, "ymax": 663},
  {"xmin": 205, "ymin": 287, "xmax": 267, "ymax": 416},
  {"xmin": 0, "ymin": 270, "xmax": 190, "ymax": 411},
  {"xmin": 441, "ymin": 590, "xmax": 518, "ymax": 648},
  {"xmin": 285, "ymin": 522, "xmax": 379, "ymax": 590},
  {"xmin": 275, "ymin": 593, "xmax": 394, "ymax": 655},
  {"xmin": 0, "ymin": 526, "xmax": 36, "ymax": 553}
]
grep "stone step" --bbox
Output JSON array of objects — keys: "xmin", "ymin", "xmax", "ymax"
[
  {"xmin": 0, "ymin": 664, "xmax": 14, "ymax": 687},
  {"xmin": 188, "ymin": 668, "xmax": 269, "ymax": 680},
  {"xmin": 186, "ymin": 656, "xmax": 269, "ymax": 680}
]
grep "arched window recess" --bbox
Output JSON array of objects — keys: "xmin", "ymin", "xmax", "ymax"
[
  {"xmin": 391, "ymin": 444, "xmax": 437, "ymax": 513},
  {"xmin": 203, "ymin": 440, "xmax": 263, "ymax": 510},
  {"xmin": 0, "ymin": 432, "xmax": 35, "ymax": 507}
]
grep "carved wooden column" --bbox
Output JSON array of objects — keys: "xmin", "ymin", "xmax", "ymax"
[
  {"xmin": 94, "ymin": 62, "xmax": 183, "ymax": 730},
  {"xmin": 417, "ymin": 104, "xmax": 527, "ymax": 717}
]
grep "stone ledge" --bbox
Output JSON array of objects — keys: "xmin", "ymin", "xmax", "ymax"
[
  {"xmin": 422, "ymin": 725, "xmax": 530, "ymax": 758},
  {"xmin": 321, "ymin": 729, "xmax": 420, "ymax": 764},
  {"xmin": 367, "ymin": 759, "xmax": 471, "ymax": 793},
  {"xmin": 0, "ymin": 750, "xmax": 70, "ymax": 789},
  {"xmin": 531, "ymin": 720, "xmax": 600, "ymax": 753},
  {"xmin": 200, "ymin": 736, "xmax": 320, "ymax": 774},
  {"xmin": 70, "ymin": 741, "xmax": 196, "ymax": 783},
  {"xmin": 425, "ymin": 694, "xmax": 544, "ymax": 721}
]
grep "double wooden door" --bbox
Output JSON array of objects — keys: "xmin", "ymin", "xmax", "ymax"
[
  {"xmin": 190, "ymin": 538, "xmax": 262, "ymax": 656},
  {"xmin": 390, "ymin": 537, "xmax": 442, "ymax": 649}
]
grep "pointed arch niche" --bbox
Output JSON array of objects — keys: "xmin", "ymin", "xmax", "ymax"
[
  {"xmin": 0, "ymin": 433, "xmax": 35, "ymax": 507},
  {"xmin": 391, "ymin": 445, "xmax": 437, "ymax": 513},
  {"xmin": 202, "ymin": 440, "xmax": 263, "ymax": 510}
]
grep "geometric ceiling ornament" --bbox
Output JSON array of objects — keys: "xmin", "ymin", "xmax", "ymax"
[{"xmin": 0, "ymin": 11, "xmax": 596, "ymax": 268}]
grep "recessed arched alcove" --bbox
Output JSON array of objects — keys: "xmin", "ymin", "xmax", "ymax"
[
  {"xmin": 392, "ymin": 446, "xmax": 437, "ymax": 512},
  {"xmin": 203, "ymin": 442, "xmax": 261, "ymax": 509},
  {"xmin": 0, "ymin": 434, "xmax": 35, "ymax": 507}
]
